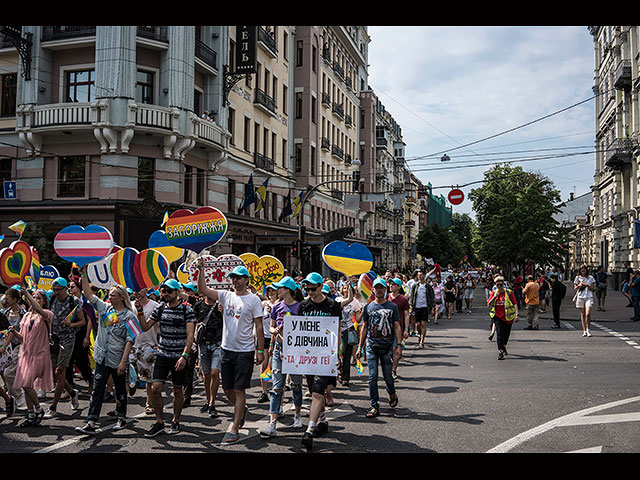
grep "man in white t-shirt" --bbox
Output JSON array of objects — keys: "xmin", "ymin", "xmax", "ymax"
[
  {"xmin": 132, "ymin": 289, "xmax": 160, "ymax": 415},
  {"xmin": 195, "ymin": 260, "xmax": 264, "ymax": 444}
]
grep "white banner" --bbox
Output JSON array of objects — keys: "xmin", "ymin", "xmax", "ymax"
[{"xmin": 282, "ymin": 315, "xmax": 339, "ymax": 377}]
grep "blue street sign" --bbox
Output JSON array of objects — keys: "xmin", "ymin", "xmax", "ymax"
[{"xmin": 3, "ymin": 181, "xmax": 16, "ymax": 199}]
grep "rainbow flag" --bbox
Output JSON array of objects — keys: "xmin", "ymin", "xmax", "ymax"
[
  {"xmin": 124, "ymin": 316, "xmax": 143, "ymax": 338},
  {"xmin": 101, "ymin": 310, "xmax": 118, "ymax": 327},
  {"xmin": 161, "ymin": 211, "xmax": 169, "ymax": 227},
  {"xmin": 355, "ymin": 359, "xmax": 364, "ymax": 376},
  {"xmin": 260, "ymin": 365, "xmax": 272, "ymax": 382},
  {"xmin": 8, "ymin": 220, "xmax": 27, "ymax": 236},
  {"xmin": 65, "ymin": 305, "xmax": 78, "ymax": 324}
]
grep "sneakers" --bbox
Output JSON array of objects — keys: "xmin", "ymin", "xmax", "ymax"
[
  {"xmin": 19, "ymin": 414, "xmax": 39, "ymax": 427},
  {"xmin": 70, "ymin": 389, "xmax": 79, "ymax": 410},
  {"xmin": 498, "ymin": 351, "xmax": 505, "ymax": 360},
  {"xmin": 582, "ymin": 330, "xmax": 592, "ymax": 337},
  {"xmin": 144, "ymin": 422, "xmax": 165, "ymax": 437},
  {"xmin": 208, "ymin": 404, "xmax": 219, "ymax": 418},
  {"xmin": 301, "ymin": 432, "xmax": 313, "ymax": 451},
  {"xmin": 113, "ymin": 418, "xmax": 127, "ymax": 431},
  {"xmin": 75, "ymin": 422, "xmax": 97, "ymax": 435},
  {"xmin": 257, "ymin": 392, "xmax": 269, "ymax": 403},
  {"xmin": 44, "ymin": 406, "xmax": 57, "ymax": 418},
  {"xmin": 168, "ymin": 421, "xmax": 180, "ymax": 434},
  {"xmin": 200, "ymin": 402, "xmax": 210, "ymax": 413},
  {"xmin": 293, "ymin": 413, "xmax": 303, "ymax": 428},
  {"xmin": 259, "ymin": 421, "xmax": 277, "ymax": 438},
  {"xmin": 4, "ymin": 397, "xmax": 14, "ymax": 417},
  {"xmin": 313, "ymin": 420, "xmax": 328, "ymax": 438}
]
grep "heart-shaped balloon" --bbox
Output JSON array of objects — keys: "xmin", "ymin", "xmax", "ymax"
[
  {"xmin": 87, "ymin": 253, "xmax": 119, "ymax": 289},
  {"xmin": 239, "ymin": 253, "xmax": 284, "ymax": 291},
  {"xmin": 54, "ymin": 225, "xmax": 114, "ymax": 267},
  {"xmin": 358, "ymin": 270, "xmax": 379, "ymax": 301},
  {"xmin": 110, "ymin": 248, "xmax": 169, "ymax": 292},
  {"xmin": 176, "ymin": 262, "xmax": 190, "ymax": 284},
  {"xmin": 29, "ymin": 246, "xmax": 41, "ymax": 285},
  {"xmin": 188, "ymin": 254, "xmax": 245, "ymax": 290},
  {"xmin": 0, "ymin": 241, "xmax": 33, "ymax": 286},
  {"xmin": 148, "ymin": 230, "xmax": 184, "ymax": 264},
  {"xmin": 165, "ymin": 206, "xmax": 227, "ymax": 253},
  {"xmin": 322, "ymin": 241, "xmax": 373, "ymax": 276}
]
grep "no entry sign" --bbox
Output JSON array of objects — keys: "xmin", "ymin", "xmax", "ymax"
[{"xmin": 448, "ymin": 188, "xmax": 464, "ymax": 205}]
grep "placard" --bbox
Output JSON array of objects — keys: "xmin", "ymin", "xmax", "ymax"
[
  {"xmin": 322, "ymin": 240, "xmax": 373, "ymax": 276},
  {"xmin": 37, "ymin": 265, "xmax": 60, "ymax": 291},
  {"xmin": 239, "ymin": 253, "xmax": 284, "ymax": 292},
  {"xmin": 281, "ymin": 315, "xmax": 339, "ymax": 377},
  {"xmin": 189, "ymin": 254, "xmax": 245, "ymax": 291},
  {"xmin": 165, "ymin": 206, "xmax": 227, "ymax": 254}
]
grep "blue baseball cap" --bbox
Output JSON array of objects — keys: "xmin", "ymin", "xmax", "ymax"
[
  {"xmin": 182, "ymin": 282, "xmax": 197, "ymax": 292},
  {"xmin": 322, "ymin": 284, "xmax": 331, "ymax": 294},
  {"xmin": 146, "ymin": 288, "xmax": 158, "ymax": 298},
  {"xmin": 52, "ymin": 277, "xmax": 68, "ymax": 289},
  {"xmin": 161, "ymin": 279, "xmax": 182, "ymax": 290},
  {"xmin": 372, "ymin": 278, "xmax": 387, "ymax": 289},
  {"xmin": 272, "ymin": 276, "xmax": 300, "ymax": 291},
  {"xmin": 301, "ymin": 272, "xmax": 324, "ymax": 285},
  {"xmin": 229, "ymin": 266, "xmax": 250, "ymax": 278},
  {"xmin": 390, "ymin": 278, "xmax": 403, "ymax": 287}
]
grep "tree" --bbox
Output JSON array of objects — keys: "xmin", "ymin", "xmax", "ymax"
[
  {"xmin": 415, "ymin": 222, "xmax": 465, "ymax": 267},
  {"xmin": 469, "ymin": 164, "xmax": 570, "ymax": 274},
  {"xmin": 451, "ymin": 213, "xmax": 478, "ymax": 267}
]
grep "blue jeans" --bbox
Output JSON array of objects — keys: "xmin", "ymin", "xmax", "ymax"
[
  {"xmin": 633, "ymin": 295, "xmax": 640, "ymax": 320},
  {"xmin": 269, "ymin": 345, "xmax": 303, "ymax": 415},
  {"xmin": 88, "ymin": 361, "xmax": 127, "ymax": 421},
  {"xmin": 365, "ymin": 342, "xmax": 396, "ymax": 409}
]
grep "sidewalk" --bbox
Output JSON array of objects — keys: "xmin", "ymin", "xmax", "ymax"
[{"xmin": 533, "ymin": 282, "xmax": 637, "ymax": 327}]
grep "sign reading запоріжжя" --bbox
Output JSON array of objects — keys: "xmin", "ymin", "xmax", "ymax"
[{"xmin": 164, "ymin": 206, "xmax": 228, "ymax": 254}]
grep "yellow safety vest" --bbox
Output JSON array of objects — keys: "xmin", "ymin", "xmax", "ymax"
[{"xmin": 489, "ymin": 289, "xmax": 516, "ymax": 323}]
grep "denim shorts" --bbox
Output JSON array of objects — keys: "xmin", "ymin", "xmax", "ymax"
[{"xmin": 198, "ymin": 342, "xmax": 222, "ymax": 375}]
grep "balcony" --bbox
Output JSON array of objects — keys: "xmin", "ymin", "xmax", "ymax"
[
  {"xmin": 332, "ymin": 61, "xmax": 344, "ymax": 80},
  {"xmin": 330, "ymin": 189, "xmax": 343, "ymax": 200},
  {"xmin": 255, "ymin": 153, "xmax": 275, "ymax": 172},
  {"xmin": 331, "ymin": 144, "xmax": 344, "ymax": 160},
  {"xmin": 254, "ymin": 88, "xmax": 277, "ymax": 116},
  {"xmin": 41, "ymin": 26, "xmax": 96, "ymax": 41},
  {"xmin": 605, "ymin": 137, "xmax": 633, "ymax": 170},
  {"xmin": 137, "ymin": 26, "xmax": 168, "ymax": 43},
  {"xmin": 614, "ymin": 60, "xmax": 631, "ymax": 90},
  {"xmin": 195, "ymin": 39, "xmax": 218, "ymax": 72},
  {"xmin": 332, "ymin": 102, "xmax": 344, "ymax": 120},
  {"xmin": 258, "ymin": 27, "xmax": 277, "ymax": 57},
  {"xmin": 322, "ymin": 92, "xmax": 331, "ymax": 107},
  {"xmin": 321, "ymin": 137, "xmax": 331, "ymax": 151}
]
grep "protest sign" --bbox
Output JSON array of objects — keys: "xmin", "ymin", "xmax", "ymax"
[{"xmin": 281, "ymin": 315, "xmax": 339, "ymax": 377}]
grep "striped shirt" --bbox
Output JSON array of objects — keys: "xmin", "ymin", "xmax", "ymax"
[{"xmin": 150, "ymin": 302, "xmax": 196, "ymax": 359}]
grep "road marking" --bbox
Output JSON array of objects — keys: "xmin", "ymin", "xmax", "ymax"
[
  {"xmin": 592, "ymin": 322, "xmax": 640, "ymax": 349},
  {"xmin": 566, "ymin": 446, "xmax": 602, "ymax": 453},
  {"xmin": 487, "ymin": 396, "xmax": 640, "ymax": 453}
]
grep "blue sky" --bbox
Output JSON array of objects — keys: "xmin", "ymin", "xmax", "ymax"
[{"xmin": 367, "ymin": 26, "xmax": 596, "ymax": 216}]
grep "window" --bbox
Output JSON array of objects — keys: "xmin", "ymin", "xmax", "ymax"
[
  {"xmin": 0, "ymin": 159, "xmax": 11, "ymax": 199},
  {"xmin": 136, "ymin": 70, "xmax": 154, "ymax": 104},
  {"xmin": 137, "ymin": 157, "xmax": 154, "ymax": 198},
  {"xmin": 184, "ymin": 165, "xmax": 193, "ymax": 203},
  {"xmin": 65, "ymin": 70, "xmax": 95, "ymax": 102},
  {"xmin": 296, "ymin": 40, "xmax": 303, "ymax": 67},
  {"xmin": 243, "ymin": 117, "xmax": 251, "ymax": 151},
  {"xmin": 295, "ymin": 92, "xmax": 303, "ymax": 119},
  {"xmin": 58, "ymin": 156, "xmax": 86, "ymax": 197},
  {"xmin": 228, "ymin": 179, "xmax": 236, "ymax": 213},
  {"xmin": 295, "ymin": 144, "xmax": 302, "ymax": 173},
  {"xmin": 1, "ymin": 73, "xmax": 17, "ymax": 117},
  {"xmin": 196, "ymin": 168, "xmax": 205, "ymax": 205},
  {"xmin": 282, "ymin": 85, "xmax": 288, "ymax": 115}
]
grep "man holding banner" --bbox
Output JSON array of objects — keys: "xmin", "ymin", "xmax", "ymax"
[
  {"xmin": 194, "ymin": 260, "xmax": 265, "ymax": 444},
  {"xmin": 296, "ymin": 272, "xmax": 342, "ymax": 452},
  {"xmin": 356, "ymin": 278, "xmax": 402, "ymax": 419}
]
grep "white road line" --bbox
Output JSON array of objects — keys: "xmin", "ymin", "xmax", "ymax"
[
  {"xmin": 487, "ymin": 396, "xmax": 640, "ymax": 453},
  {"xmin": 592, "ymin": 322, "xmax": 640, "ymax": 351}
]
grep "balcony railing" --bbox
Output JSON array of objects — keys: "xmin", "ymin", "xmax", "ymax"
[
  {"xmin": 331, "ymin": 145, "xmax": 344, "ymax": 160},
  {"xmin": 258, "ymin": 27, "xmax": 277, "ymax": 56},
  {"xmin": 254, "ymin": 88, "xmax": 277, "ymax": 114},
  {"xmin": 137, "ymin": 26, "xmax": 168, "ymax": 42},
  {"xmin": 332, "ymin": 102, "xmax": 344, "ymax": 119},
  {"xmin": 255, "ymin": 152, "xmax": 275, "ymax": 172},
  {"xmin": 195, "ymin": 39, "xmax": 217, "ymax": 70},
  {"xmin": 42, "ymin": 26, "xmax": 96, "ymax": 41},
  {"xmin": 614, "ymin": 59, "xmax": 631, "ymax": 89}
]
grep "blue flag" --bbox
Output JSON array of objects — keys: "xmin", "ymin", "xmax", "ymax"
[{"xmin": 240, "ymin": 174, "xmax": 256, "ymax": 213}]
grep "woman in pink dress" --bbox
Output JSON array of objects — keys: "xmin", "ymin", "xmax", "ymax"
[{"xmin": 10, "ymin": 287, "xmax": 54, "ymax": 427}]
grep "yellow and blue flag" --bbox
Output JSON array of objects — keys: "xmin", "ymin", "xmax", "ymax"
[
  {"xmin": 255, "ymin": 178, "xmax": 270, "ymax": 212},
  {"xmin": 260, "ymin": 365, "xmax": 272, "ymax": 382},
  {"xmin": 292, "ymin": 190, "xmax": 305, "ymax": 218}
]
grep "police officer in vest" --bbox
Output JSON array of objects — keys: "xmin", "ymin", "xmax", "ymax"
[{"xmin": 487, "ymin": 276, "xmax": 519, "ymax": 360}]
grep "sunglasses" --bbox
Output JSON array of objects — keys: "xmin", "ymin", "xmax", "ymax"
[
  {"xmin": 160, "ymin": 289, "xmax": 175, "ymax": 294},
  {"xmin": 304, "ymin": 285, "xmax": 319, "ymax": 291}
]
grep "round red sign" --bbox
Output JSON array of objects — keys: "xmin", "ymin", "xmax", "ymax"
[{"xmin": 448, "ymin": 189, "xmax": 464, "ymax": 205}]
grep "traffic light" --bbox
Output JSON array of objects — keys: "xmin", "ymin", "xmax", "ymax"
[{"xmin": 292, "ymin": 240, "xmax": 299, "ymax": 258}]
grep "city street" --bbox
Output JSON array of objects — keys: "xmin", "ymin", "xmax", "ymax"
[{"xmin": 1, "ymin": 284, "xmax": 639, "ymax": 454}]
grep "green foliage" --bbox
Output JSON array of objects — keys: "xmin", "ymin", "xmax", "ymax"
[
  {"xmin": 468, "ymin": 164, "xmax": 570, "ymax": 272},
  {"xmin": 416, "ymin": 223, "xmax": 465, "ymax": 267}
]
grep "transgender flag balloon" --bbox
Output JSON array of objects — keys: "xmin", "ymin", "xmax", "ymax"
[{"xmin": 54, "ymin": 225, "xmax": 114, "ymax": 267}]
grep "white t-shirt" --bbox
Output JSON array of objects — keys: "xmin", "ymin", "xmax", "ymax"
[
  {"xmin": 136, "ymin": 299, "xmax": 159, "ymax": 348},
  {"xmin": 219, "ymin": 290, "xmax": 264, "ymax": 352},
  {"xmin": 415, "ymin": 282, "xmax": 428, "ymax": 308},
  {"xmin": 574, "ymin": 275, "xmax": 596, "ymax": 299}
]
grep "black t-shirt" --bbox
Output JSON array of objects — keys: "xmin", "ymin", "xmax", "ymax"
[
  {"xmin": 194, "ymin": 299, "xmax": 223, "ymax": 345},
  {"xmin": 298, "ymin": 295, "xmax": 342, "ymax": 318}
]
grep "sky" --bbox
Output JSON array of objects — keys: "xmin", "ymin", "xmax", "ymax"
[{"xmin": 366, "ymin": 26, "xmax": 596, "ymax": 217}]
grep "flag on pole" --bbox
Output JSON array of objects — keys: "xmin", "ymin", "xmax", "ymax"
[
  {"xmin": 0, "ymin": 234, "xmax": 4, "ymax": 244},
  {"xmin": 124, "ymin": 316, "xmax": 143, "ymax": 339},
  {"xmin": 65, "ymin": 305, "xmax": 78, "ymax": 324},
  {"xmin": 255, "ymin": 178, "xmax": 270, "ymax": 212},
  {"xmin": 292, "ymin": 190, "xmax": 305, "ymax": 218},
  {"xmin": 161, "ymin": 211, "xmax": 169, "ymax": 227},
  {"xmin": 8, "ymin": 220, "xmax": 27, "ymax": 236},
  {"xmin": 279, "ymin": 189, "xmax": 293, "ymax": 221},
  {"xmin": 240, "ymin": 174, "xmax": 256, "ymax": 213}
]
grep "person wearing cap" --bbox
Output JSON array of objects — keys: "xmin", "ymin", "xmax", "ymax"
[
  {"xmin": 259, "ymin": 276, "xmax": 305, "ymax": 438},
  {"xmin": 131, "ymin": 288, "xmax": 160, "ymax": 415},
  {"xmin": 135, "ymin": 278, "xmax": 196, "ymax": 437},
  {"xmin": 257, "ymin": 285, "xmax": 278, "ymax": 404},
  {"xmin": 44, "ymin": 277, "xmax": 86, "ymax": 418},
  {"xmin": 194, "ymin": 260, "xmax": 265, "ymax": 444},
  {"xmin": 335, "ymin": 278, "xmax": 360, "ymax": 388},
  {"xmin": 356, "ymin": 277, "xmax": 402, "ymax": 418},
  {"xmin": 409, "ymin": 269, "xmax": 435, "ymax": 349},
  {"xmin": 388, "ymin": 278, "xmax": 410, "ymax": 380},
  {"xmin": 297, "ymin": 272, "xmax": 342, "ymax": 452}
]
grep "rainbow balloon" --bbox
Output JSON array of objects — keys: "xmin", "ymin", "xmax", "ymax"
[
  {"xmin": 165, "ymin": 206, "xmax": 227, "ymax": 254},
  {"xmin": 110, "ymin": 247, "xmax": 169, "ymax": 292},
  {"xmin": 358, "ymin": 270, "xmax": 378, "ymax": 301},
  {"xmin": 29, "ymin": 246, "xmax": 41, "ymax": 285},
  {"xmin": 0, "ymin": 241, "xmax": 33, "ymax": 287},
  {"xmin": 322, "ymin": 241, "xmax": 373, "ymax": 277}
]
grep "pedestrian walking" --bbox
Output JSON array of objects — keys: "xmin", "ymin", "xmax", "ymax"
[
  {"xmin": 512, "ymin": 271, "xmax": 523, "ymax": 308},
  {"xmin": 573, "ymin": 266, "xmax": 596, "ymax": 337},
  {"xmin": 0, "ymin": 287, "xmax": 27, "ymax": 411},
  {"xmin": 75, "ymin": 270, "xmax": 135, "ymax": 435},
  {"xmin": 136, "ymin": 278, "xmax": 196, "ymax": 437},
  {"xmin": 194, "ymin": 262, "xmax": 264, "ymax": 444},
  {"xmin": 45, "ymin": 277, "xmax": 86, "ymax": 418},
  {"xmin": 594, "ymin": 266, "xmax": 608, "ymax": 311},
  {"xmin": 8, "ymin": 287, "xmax": 53, "ymax": 426},
  {"xmin": 297, "ymin": 272, "xmax": 342, "ymax": 452},
  {"xmin": 356, "ymin": 278, "xmax": 402, "ymax": 418},
  {"xmin": 631, "ymin": 270, "xmax": 640, "ymax": 322},
  {"xmin": 409, "ymin": 269, "xmax": 434, "ymax": 348},
  {"xmin": 432, "ymin": 277, "xmax": 444, "ymax": 324},
  {"xmin": 388, "ymin": 278, "xmax": 409, "ymax": 379},
  {"xmin": 463, "ymin": 274, "xmax": 476, "ymax": 313},
  {"xmin": 258, "ymin": 285, "xmax": 278, "ymax": 404},
  {"xmin": 549, "ymin": 274, "xmax": 566, "ymax": 328},
  {"xmin": 522, "ymin": 275, "xmax": 540, "ymax": 330},
  {"xmin": 130, "ymin": 289, "xmax": 159, "ymax": 415},
  {"xmin": 538, "ymin": 274, "xmax": 551, "ymax": 313},
  {"xmin": 487, "ymin": 276, "xmax": 519, "ymax": 360}
]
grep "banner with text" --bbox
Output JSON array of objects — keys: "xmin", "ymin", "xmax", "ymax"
[{"xmin": 282, "ymin": 315, "xmax": 339, "ymax": 377}]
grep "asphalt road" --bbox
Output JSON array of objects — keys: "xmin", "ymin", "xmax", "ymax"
[{"xmin": 1, "ymin": 284, "xmax": 639, "ymax": 454}]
